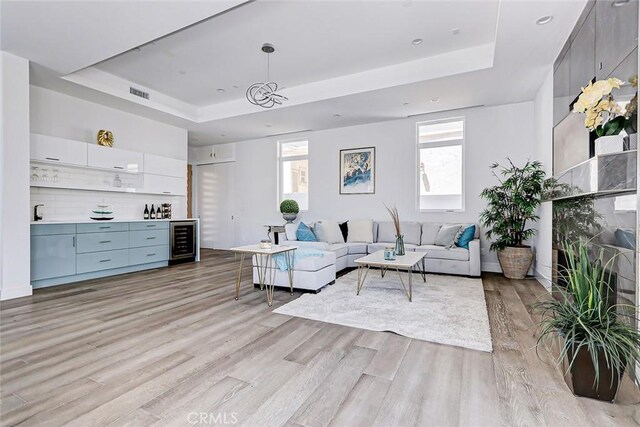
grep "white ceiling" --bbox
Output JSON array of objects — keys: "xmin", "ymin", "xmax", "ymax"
[
  {"xmin": 3, "ymin": 0, "xmax": 588, "ymax": 146},
  {"xmin": 0, "ymin": 0, "xmax": 248, "ymax": 74},
  {"xmin": 95, "ymin": 0, "xmax": 499, "ymax": 106}
]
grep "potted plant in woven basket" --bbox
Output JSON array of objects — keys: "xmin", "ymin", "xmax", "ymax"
[
  {"xmin": 480, "ymin": 159, "xmax": 546, "ymax": 279},
  {"xmin": 279, "ymin": 199, "xmax": 299, "ymax": 223},
  {"xmin": 535, "ymin": 240, "xmax": 640, "ymax": 401}
]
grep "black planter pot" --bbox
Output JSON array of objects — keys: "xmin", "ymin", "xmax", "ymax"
[{"xmin": 567, "ymin": 345, "xmax": 622, "ymax": 402}]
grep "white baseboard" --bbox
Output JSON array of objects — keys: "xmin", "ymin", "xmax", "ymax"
[
  {"xmin": 0, "ymin": 285, "xmax": 33, "ymax": 301},
  {"xmin": 481, "ymin": 262, "xmax": 502, "ymax": 273},
  {"xmin": 533, "ymin": 268, "xmax": 552, "ymax": 292}
]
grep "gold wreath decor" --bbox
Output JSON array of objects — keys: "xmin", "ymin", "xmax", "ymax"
[{"xmin": 97, "ymin": 130, "xmax": 114, "ymax": 147}]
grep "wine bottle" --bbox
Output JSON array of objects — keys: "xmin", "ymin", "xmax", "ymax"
[
  {"xmin": 150, "ymin": 204, "xmax": 156, "ymax": 219},
  {"xmin": 156, "ymin": 205, "xmax": 162, "ymax": 219},
  {"xmin": 144, "ymin": 204, "xmax": 149, "ymax": 220}
]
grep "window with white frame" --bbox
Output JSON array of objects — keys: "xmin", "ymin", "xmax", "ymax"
[
  {"xmin": 279, "ymin": 140, "xmax": 309, "ymax": 211},
  {"xmin": 417, "ymin": 118, "xmax": 464, "ymax": 211}
]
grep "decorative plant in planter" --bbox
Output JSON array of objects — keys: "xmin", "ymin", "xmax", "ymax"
[
  {"xmin": 480, "ymin": 159, "xmax": 545, "ymax": 279},
  {"xmin": 279, "ymin": 199, "xmax": 299, "ymax": 223},
  {"xmin": 535, "ymin": 240, "xmax": 640, "ymax": 401},
  {"xmin": 573, "ymin": 76, "xmax": 638, "ymax": 151}
]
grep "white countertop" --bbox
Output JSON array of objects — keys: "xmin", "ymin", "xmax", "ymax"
[{"xmin": 31, "ymin": 218, "xmax": 199, "ymax": 225}]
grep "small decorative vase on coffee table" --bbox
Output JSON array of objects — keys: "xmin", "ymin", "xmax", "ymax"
[{"xmin": 395, "ymin": 234, "xmax": 405, "ymax": 256}]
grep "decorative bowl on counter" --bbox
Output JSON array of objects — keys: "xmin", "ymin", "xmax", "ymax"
[{"xmin": 91, "ymin": 204, "xmax": 114, "ymax": 221}]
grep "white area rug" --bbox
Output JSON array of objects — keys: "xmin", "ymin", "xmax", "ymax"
[{"xmin": 274, "ymin": 270, "xmax": 493, "ymax": 352}]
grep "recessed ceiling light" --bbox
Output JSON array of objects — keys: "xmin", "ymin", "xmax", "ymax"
[
  {"xmin": 220, "ymin": 133, "xmax": 226, "ymax": 137},
  {"xmin": 265, "ymin": 124, "xmax": 272, "ymax": 128},
  {"xmin": 216, "ymin": 88, "xmax": 225, "ymax": 93},
  {"xmin": 232, "ymin": 85, "xmax": 239, "ymax": 89},
  {"xmin": 613, "ymin": 0, "xmax": 629, "ymax": 6},
  {"xmin": 431, "ymin": 97, "xmax": 440, "ymax": 103},
  {"xmin": 333, "ymin": 114, "xmax": 341, "ymax": 118},
  {"xmin": 536, "ymin": 16, "xmax": 553, "ymax": 25},
  {"xmin": 452, "ymin": 28, "xmax": 460, "ymax": 35},
  {"xmin": 403, "ymin": 102, "xmax": 410, "ymax": 106},
  {"xmin": 412, "ymin": 38, "xmax": 423, "ymax": 45},
  {"xmin": 178, "ymin": 70, "xmax": 186, "ymax": 75}
]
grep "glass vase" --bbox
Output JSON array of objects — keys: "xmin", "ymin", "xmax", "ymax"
[{"xmin": 395, "ymin": 234, "xmax": 405, "ymax": 256}]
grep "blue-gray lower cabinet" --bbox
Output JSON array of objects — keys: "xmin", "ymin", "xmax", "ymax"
[
  {"xmin": 31, "ymin": 221, "xmax": 170, "ymax": 289},
  {"xmin": 77, "ymin": 249, "xmax": 129, "ymax": 274},
  {"xmin": 30, "ymin": 234, "xmax": 77, "ymax": 281}
]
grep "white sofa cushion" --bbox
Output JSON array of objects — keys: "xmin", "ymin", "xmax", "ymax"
[
  {"xmin": 367, "ymin": 242, "xmax": 418, "ymax": 253},
  {"xmin": 314, "ymin": 220, "xmax": 345, "ymax": 244},
  {"xmin": 377, "ymin": 222, "xmax": 421, "ymax": 245},
  {"xmin": 347, "ymin": 219, "xmax": 374, "ymax": 243},
  {"xmin": 376, "ymin": 222, "xmax": 396, "ymax": 243},
  {"xmin": 421, "ymin": 223, "xmax": 442, "ymax": 245},
  {"xmin": 327, "ymin": 243, "xmax": 348, "ymax": 258},
  {"xmin": 416, "ymin": 244, "xmax": 469, "ymax": 261},
  {"xmin": 282, "ymin": 240, "xmax": 329, "ymax": 251},
  {"xmin": 346, "ymin": 242, "xmax": 368, "ymax": 254}
]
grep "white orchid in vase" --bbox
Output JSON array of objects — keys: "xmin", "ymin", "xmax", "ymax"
[{"xmin": 573, "ymin": 77, "xmax": 626, "ymax": 137}]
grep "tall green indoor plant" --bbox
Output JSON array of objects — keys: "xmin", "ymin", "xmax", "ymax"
[
  {"xmin": 480, "ymin": 159, "xmax": 546, "ymax": 279},
  {"xmin": 535, "ymin": 240, "xmax": 640, "ymax": 401}
]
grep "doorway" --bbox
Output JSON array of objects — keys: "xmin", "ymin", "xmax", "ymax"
[{"xmin": 195, "ymin": 162, "xmax": 236, "ymax": 249}]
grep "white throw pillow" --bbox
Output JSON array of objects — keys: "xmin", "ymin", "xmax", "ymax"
[
  {"xmin": 314, "ymin": 220, "xmax": 344, "ymax": 243},
  {"xmin": 284, "ymin": 223, "xmax": 298, "ymax": 241},
  {"xmin": 347, "ymin": 219, "xmax": 374, "ymax": 243}
]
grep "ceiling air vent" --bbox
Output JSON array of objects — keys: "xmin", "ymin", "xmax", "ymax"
[{"xmin": 129, "ymin": 87, "xmax": 150, "ymax": 100}]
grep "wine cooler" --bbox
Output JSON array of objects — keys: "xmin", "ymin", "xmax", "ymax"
[{"xmin": 170, "ymin": 221, "xmax": 197, "ymax": 264}]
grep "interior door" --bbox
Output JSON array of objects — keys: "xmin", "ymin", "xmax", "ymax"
[{"xmin": 196, "ymin": 162, "xmax": 236, "ymax": 249}]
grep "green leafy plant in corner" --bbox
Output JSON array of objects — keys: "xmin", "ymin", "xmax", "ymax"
[
  {"xmin": 480, "ymin": 159, "xmax": 546, "ymax": 251},
  {"xmin": 534, "ymin": 240, "xmax": 640, "ymax": 388},
  {"xmin": 279, "ymin": 199, "xmax": 299, "ymax": 214}
]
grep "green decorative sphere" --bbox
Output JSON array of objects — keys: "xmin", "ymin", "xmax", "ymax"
[{"xmin": 279, "ymin": 199, "xmax": 300, "ymax": 214}]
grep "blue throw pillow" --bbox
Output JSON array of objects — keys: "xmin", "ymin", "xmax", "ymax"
[
  {"xmin": 455, "ymin": 225, "xmax": 475, "ymax": 249},
  {"xmin": 296, "ymin": 222, "xmax": 317, "ymax": 242}
]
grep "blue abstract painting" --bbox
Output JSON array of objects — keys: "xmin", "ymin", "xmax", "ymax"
[{"xmin": 340, "ymin": 147, "xmax": 375, "ymax": 194}]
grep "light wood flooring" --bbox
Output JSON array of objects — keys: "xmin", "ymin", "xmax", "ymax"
[{"xmin": 1, "ymin": 249, "xmax": 639, "ymax": 426}]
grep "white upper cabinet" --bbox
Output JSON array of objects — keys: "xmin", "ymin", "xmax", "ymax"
[
  {"xmin": 142, "ymin": 174, "xmax": 186, "ymax": 196},
  {"xmin": 87, "ymin": 144, "xmax": 143, "ymax": 174},
  {"xmin": 213, "ymin": 143, "xmax": 236, "ymax": 163},
  {"xmin": 194, "ymin": 143, "xmax": 235, "ymax": 164},
  {"xmin": 143, "ymin": 153, "xmax": 187, "ymax": 178},
  {"xmin": 30, "ymin": 133, "xmax": 88, "ymax": 167}
]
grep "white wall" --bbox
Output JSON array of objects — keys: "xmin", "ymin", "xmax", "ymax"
[
  {"xmin": 1, "ymin": 52, "xmax": 32, "ymax": 300},
  {"xmin": 532, "ymin": 69, "xmax": 554, "ymax": 290},
  {"xmin": 30, "ymin": 86, "xmax": 187, "ymax": 160},
  {"xmin": 229, "ymin": 101, "xmax": 536, "ymax": 271},
  {"xmin": 29, "ymin": 86, "xmax": 188, "ymax": 221}
]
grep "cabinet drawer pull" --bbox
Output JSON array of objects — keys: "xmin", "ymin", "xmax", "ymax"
[
  {"xmin": 146, "ymin": 224, "xmax": 157, "ymax": 227},
  {"xmin": 146, "ymin": 253, "xmax": 156, "ymax": 257},
  {"xmin": 146, "ymin": 237, "xmax": 156, "ymax": 240},
  {"xmin": 99, "ymin": 240, "xmax": 111, "ymax": 244},
  {"xmin": 99, "ymin": 259, "xmax": 112, "ymax": 263},
  {"xmin": 99, "ymin": 226, "xmax": 111, "ymax": 229},
  {"xmin": 163, "ymin": 191, "xmax": 171, "ymax": 194},
  {"xmin": 45, "ymin": 157, "xmax": 60, "ymax": 161},
  {"xmin": 113, "ymin": 166, "xmax": 124, "ymax": 170},
  {"xmin": 73, "ymin": 236, "xmax": 76, "ymax": 247}
]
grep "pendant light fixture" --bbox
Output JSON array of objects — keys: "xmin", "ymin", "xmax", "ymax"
[{"xmin": 246, "ymin": 43, "xmax": 288, "ymax": 108}]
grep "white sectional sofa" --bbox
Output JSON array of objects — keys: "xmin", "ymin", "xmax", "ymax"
[{"xmin": 271, "ymin": 220, "xmax": 481, "ymax": 292}]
